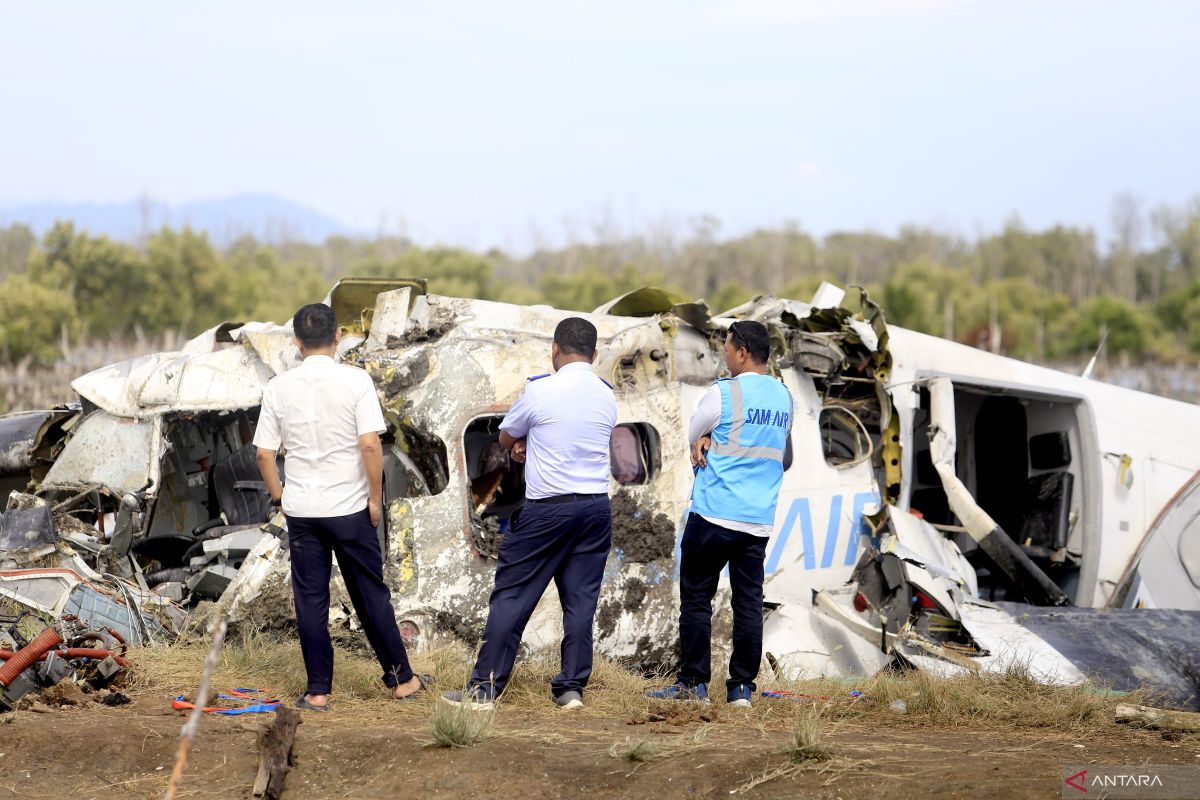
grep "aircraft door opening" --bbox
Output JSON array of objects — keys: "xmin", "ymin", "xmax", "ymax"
[{"xmin": 911, "ymin": 377, "xmax": 1089, "ymax": 606}]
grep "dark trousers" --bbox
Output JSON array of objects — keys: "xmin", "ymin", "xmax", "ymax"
[
  {"xmin": 677, "ymin": 512, "xmax": 768, "ymax": 692},
  {"xmin": 470, "ymin": 495, "xmax": 612, "ymax": 700},
  {"xmin": 287, "ymin": 508, "xmax": 413, "ymax": 695}
]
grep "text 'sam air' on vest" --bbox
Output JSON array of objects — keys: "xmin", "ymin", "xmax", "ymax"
[{"xmin": 691, "ymin": 374, "xmax": 793, "ymax": 526}]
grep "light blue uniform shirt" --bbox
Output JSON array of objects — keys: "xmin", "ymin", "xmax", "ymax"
[{"xmin": 499, "ymin": 361, "xmax": 617, "ymax": 499}]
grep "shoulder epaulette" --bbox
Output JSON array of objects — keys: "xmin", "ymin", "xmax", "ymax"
[
  {"xmin": 527, "ymin": 374, "xmax": 551, "ymax": 382},
  {"xmin": 599, "ymin": 377, "xmax": 614, "ymax": 389}
]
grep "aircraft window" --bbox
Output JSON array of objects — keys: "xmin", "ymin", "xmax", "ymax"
[
  {"xmin": 1180, "ymin": 514, "xmax": 1200, "ymax": 590},
  {"xmin": 818, "ymin": 406, "xmax": 872, "ymax": 468},
  {"xmin": 391, "ymin": 423, "xmax": 449, "ymax": 497},
  {"xmin": 611, "ymin": 423, "xmax": 661, "ymax": 485},
  {"xmin": 1030, "ymin": 431, "xmax": 1072, "ymax": 470},
  {"xmin": 464, "ymin": 417, "xmax": 524, "ymax": 521}
]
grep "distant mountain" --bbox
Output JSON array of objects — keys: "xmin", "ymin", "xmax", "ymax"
[{"xmin": 0, "ymin": 194, "xmax": 354, "ymax": 244}]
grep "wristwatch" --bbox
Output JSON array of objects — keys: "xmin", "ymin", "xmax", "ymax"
[{"xmin": 270, "ymin": 497, "xmax": 283, "ymax": 508}]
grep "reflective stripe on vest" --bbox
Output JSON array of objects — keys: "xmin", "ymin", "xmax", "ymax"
[
  {"xmin": 691, "ymin": 374, "xmax": 793, "ymax": 526},
  {"xmin": 707, "ymin": 379, "xmax": 787, "ymax": 462}
]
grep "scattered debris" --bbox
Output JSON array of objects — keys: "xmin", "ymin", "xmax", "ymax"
[
  {"xmin": 627, "ymin": 701, "xmax": 718, "ymax": 726},
  {"xmin": 0, "ymin": 611, "xmax": 131, "ymax": 712},
  {"xmin": 760, "ymin": 689, "xmax": 864, "ymax": 703},
  {"xmin": 171, "ymin": 687, "xmax": 282, "ymax": 716},
  {"xmin": 1115, "ymin": 703, "xmax": 1200, "ymax": 733}
]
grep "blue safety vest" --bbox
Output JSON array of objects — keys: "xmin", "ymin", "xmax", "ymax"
[{"xmin": 691, "ymin": 374, "xmax": 793, "ymax": 525}]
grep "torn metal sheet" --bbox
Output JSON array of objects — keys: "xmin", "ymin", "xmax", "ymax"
[
  {"xmin": 63, "ymin": 580, "xmax": 175, "ymax": 645},
  {"xmin": 0, "ymin": 505, "xmax": 55, "ymax": 557},
  {"xmin": 41, "ymin": 412, "xmax": 160, "ymax": 495},
  {"xmin": 0, "ymin": 568, "xmax": 81, "ymax": 616},
  {"xmin": 229, "ymin": 322, "xmax": 302, "ymax": 376},
  {"xmin": 70, "ymin": 335, "xmax": 276, "ymax": 418},
  {"xmin": 993, "ymin": 603, "xmax": 1200, "ymax": 709},
  {"xmin": 0, "ymin": 411, "xmax": 51, "ymax": 476}
]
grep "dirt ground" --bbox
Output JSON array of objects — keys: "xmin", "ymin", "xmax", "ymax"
[{"xmin": 2, "ymin": 689, "xmax": 1197, "ymax": 800}]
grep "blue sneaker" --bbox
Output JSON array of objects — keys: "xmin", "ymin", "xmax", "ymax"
[
  {"xmin": 727, "ymin": 684, "xmax": 752, "ymax": 708},
  {"xmin": 646, "ymin": 682, "xmax": 709, "ymax": 702}
]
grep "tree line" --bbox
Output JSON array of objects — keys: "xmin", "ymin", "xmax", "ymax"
[{"xmin": 3, "ymin": 194, "xmax": 1200, "ymax": 366}]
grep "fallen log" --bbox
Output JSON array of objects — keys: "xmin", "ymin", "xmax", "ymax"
[
  {"xmin": 253, "ymin": 705, "xmax": 303, "ymax": 799},
  {"xmin": 1115, "ymin": 703, "xmax": 1200, "ymax": 733}
]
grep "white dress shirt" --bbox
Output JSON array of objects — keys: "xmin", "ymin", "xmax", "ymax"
[
  {"xmin": 499, "ymin": 361, "xmax": 617, "ymax": 499},
  {"xmin": 253, "ymin": 355, "xmax": 387, "ymax": 518}
]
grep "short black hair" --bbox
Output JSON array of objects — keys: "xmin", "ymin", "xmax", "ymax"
[
  {"xmin": 554, "ymin": 317, "xmax": 598, "ymax": 357},
  {"xmin": 728, "ymin": 320, "xmax": 770, "ymax": 364},
  {"xmin": 293, "ymin": 303, "xmax": 337, "ymax": 349}
]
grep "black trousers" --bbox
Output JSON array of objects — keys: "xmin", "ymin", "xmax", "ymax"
[
  {"xmin": 677, "ymin": 512, "xmax": 768, "ymax": 692},
  {"xmin": 287, "ymin": 508, "xmax": 413, "ymax": 695},
  {"xmin": 470, "ymin": 495, "xmax": 612, "ymax": 700}
]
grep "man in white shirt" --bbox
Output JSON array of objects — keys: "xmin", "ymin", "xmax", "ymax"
[
  {"xmin": 254, "ymin": 303, "xmax": 424, "ymax": 711},
  {"xmin": 443, "ymin": 317, "xmax": 617, "ymax": 711},
  {"xmin": 648, "ymin": 320, "xmax": 793, "ymax": 707}
]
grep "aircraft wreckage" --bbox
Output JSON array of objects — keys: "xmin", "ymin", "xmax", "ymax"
[{"xmin": 2, "ymin": 277, "xmax": 1199, "ymax": 709}]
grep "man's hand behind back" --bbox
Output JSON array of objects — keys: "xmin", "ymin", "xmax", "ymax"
[{"xmin": 691, "ymin": 435, "xmax": 711, "ymax": 469}]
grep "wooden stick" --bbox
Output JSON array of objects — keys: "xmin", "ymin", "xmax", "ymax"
[
  {"xmin": 1115, "ymin": 703, "xmax": 1200, "ymax": 733},
  {"xmin": 163, "ymin": 619, "xmax": 228, "ymax": 800},
  {"xmin": 253, "ymin": 706, "xmax": 302, "ymax": 798}
]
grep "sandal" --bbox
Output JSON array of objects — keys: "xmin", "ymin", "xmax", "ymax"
[
  {"xmin": 295, "ymin": 695, "xmax": 330, "ymax": 712},
  {"xmin": 395, "ymin": 673, "xmax": 434, "ymax": 702}
]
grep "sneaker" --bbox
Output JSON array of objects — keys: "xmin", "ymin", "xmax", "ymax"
[
  {"xmin": 440, "ymin": 688, "xmax": 495, "ymax": 711},
  {"xmin": 553, "ymin": 690, "xmax": 584, "ymax": 710},
  {"xmin": 727, "ymin": 684, "xmax": 753, "ymax": 708},
  {"xmin": 645, "ymin": 682, "xmax": 709, "ymax": 702}
]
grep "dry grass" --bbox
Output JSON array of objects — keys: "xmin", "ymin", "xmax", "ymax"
[
  {"xmin": 608, "ymin": 736, "xmax": 659, "ymax": 762},
  {"xmin": 758, "ymin": 660, "xmax": 1142, "ymax": 733},
  {"xmin": 782, "ymin": 710, "xmax": 833, "ymax": 762},
  {"xmin": 608, "ymin": 725, "xmax": 712, "ymax": 764},
  {"xmin": 128, "ymin": 628, "xmax": 387, "ymax": 702},
  {"xmin": 426, "ymin": 697, "xmax": 496, "ymax": 748},
  {"xmin": 129, "ymin": 629, "xmax": 1151, "ymax": 741}
]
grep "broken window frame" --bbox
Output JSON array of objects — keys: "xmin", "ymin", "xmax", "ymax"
[
  {"xmin": 610, "ymin": 422, "xmax": 662, "ymax": 486},
  {"xmin": 817, "ymin": 404, "xmax": 874, "ymax": 469},
  {"xmin": 906, "ymin": 373, "xmax": 1103, "ymax": 606}
]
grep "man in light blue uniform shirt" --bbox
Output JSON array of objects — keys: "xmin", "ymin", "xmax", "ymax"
[
  {"xmin": 443, "ymin": 317, "xmax": 617, "ymax": 711},
  {"xmin": 650, "ymin": 319, "xmax": 792, "ymax": 707}
]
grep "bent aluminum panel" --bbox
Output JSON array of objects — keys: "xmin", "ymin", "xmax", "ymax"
[{"xmin": 42, "ymin": 412, "xmax": 160, "ymax": 495}]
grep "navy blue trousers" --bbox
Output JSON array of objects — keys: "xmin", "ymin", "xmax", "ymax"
[
  {"xmin": 470, "ymin": 496, "xmax": 612, "ymax": 700},
  {"xmin": 287, "ymin": 508, "xmax": 413, "ymax": 695},
  {"xmin": 677, "ymin": 513, "xmax": 768, "ymax": 692}
]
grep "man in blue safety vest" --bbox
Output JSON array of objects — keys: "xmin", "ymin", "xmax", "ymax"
[{"xmin": 649, "ymin": 319, "xmax": 792, "ymax": 707}]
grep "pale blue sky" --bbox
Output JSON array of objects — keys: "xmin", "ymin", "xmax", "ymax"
[{"xmin": 2, "ymin": 1, "xmax": 1198, "ymax": 251}]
